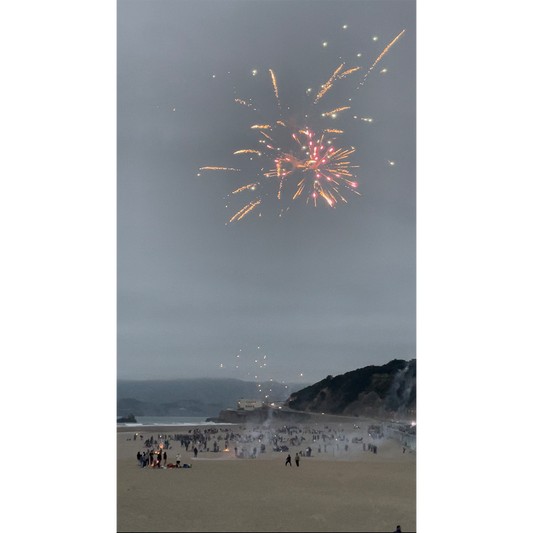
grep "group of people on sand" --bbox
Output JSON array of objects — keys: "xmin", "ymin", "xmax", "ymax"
[
  {"xmin": 133, "ymin": 421, "xmax": 413, "ymax": 471},
  {"xmin": 137, "ymin": 449, "xmax": 167, "ymax": 468},
  {"xmin": 136, "ymin": 449, "xmax": 192, "ymax": 469}
]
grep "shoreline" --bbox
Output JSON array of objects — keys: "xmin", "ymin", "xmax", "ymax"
[{"xmin": 117, "ymin": 410, "xmax": 415, "ymax": 432}]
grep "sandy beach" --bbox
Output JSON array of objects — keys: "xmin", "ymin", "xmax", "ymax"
[{"xmin": 117, "ymin": 417, "xmax": 415, "ymax": 532}]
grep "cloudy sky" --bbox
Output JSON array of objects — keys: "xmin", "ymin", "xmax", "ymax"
[{"xmin": 117, "ymin": 0, "xmax": 416, "ymax": 382}]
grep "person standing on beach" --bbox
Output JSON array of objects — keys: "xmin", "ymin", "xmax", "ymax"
[
  {"xmin": 295, "ymin": 453, "xmax": 300, "ymax": 467},
  {"xmin": 194, "ymin": 447, "xmax": 198, "ymax": 458},
  {"xmin": 176, "ymin": 453, "xmax": 181, "ymax": 468},
  {"xmin": 163, "ymin": 451, "xmax": 167, "ymax": 466},
  {"xmin": 285, "ymin": 454, "xmax": 292, "ymax": 466}
]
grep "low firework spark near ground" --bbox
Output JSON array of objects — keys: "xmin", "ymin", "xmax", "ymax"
[{"xmin": 199, "ymin": 30, "xmax": 405, "ymax": 223}]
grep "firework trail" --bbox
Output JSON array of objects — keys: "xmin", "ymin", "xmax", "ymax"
[
  {"xmin": 199, "ymin": 166, "xmax": 241, "ymax": 172},
  {"xmin": 229, "ymin": 199, "xmax": 262, "ymax": 222},
  {"xmin": 234, "ymin": 150, "xmax": 261, "ymax": 155},
  {"xmin": 269, "ymin": 69, "xmax": 281, "ymax": 108},
  {"xmin": 200, "ymin": 31, "xmax": 405, "ymax": 222},
  {"xmin": 358, "ymin": 30, "xmax": 405, "ymax": 88},
  {"xmin": 314, "ymin": 62, "xmax": 347, "ymax": 104},
  {"xmin": 323, "ymin": 107, "xmax": 350, "ymax": 116}
]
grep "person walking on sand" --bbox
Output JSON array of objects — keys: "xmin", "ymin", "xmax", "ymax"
[
  {"xmin": 285, "ymin": 454, "xmax": 292, "ymax": 466},
  {"xmin": 295, "ymin": 453, "xmax": 300, "ymax": 467}
]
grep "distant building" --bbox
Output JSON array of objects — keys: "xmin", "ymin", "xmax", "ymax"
[{"xmin": 237, "ymin": 399, "xmax": 263, "ymax": 411}]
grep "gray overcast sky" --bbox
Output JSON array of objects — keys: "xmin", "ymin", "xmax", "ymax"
[{"xmin": 117, "ymin": 0, "xmax": 416, "ymax": 383}]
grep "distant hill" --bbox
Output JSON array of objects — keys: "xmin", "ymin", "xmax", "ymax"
[
  {"xmin": 284, "ymin": 359, "xmax": 416, "ymax": 418},
  {"xmin": 117, "ymin": 378, "xmax": 306, "ymax": 418}
]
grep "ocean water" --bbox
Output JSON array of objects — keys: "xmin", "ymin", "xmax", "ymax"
[{"xmin": 117, "ymin": 416, "xmax": 227, "ymax": 427}]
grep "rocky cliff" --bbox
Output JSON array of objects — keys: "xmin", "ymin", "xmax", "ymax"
[{"xmin": 285, "ymin": 359, "xmax": 416, "ymax": 418}]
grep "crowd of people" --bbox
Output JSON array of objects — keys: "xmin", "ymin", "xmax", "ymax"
[{"xmin": 133, "ymin": 421, "xmax": 415, "ymax": 468}]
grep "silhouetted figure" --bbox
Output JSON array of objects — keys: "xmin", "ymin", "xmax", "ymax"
[
  {"xmin": 394, "ymin": 526, "xmax": 402, "ymax": 532},
  {"xmin": 285, "ymin": 454, "xmax": 292, "ymax": 466},
  {"xmin": 194, "ymin": 447, "xmax": 198, "ymax": 458}
]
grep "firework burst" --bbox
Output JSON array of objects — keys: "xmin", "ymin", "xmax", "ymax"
[{"xmin": 200, "ymin": 31, "xmax": 405, "ymax": 223}]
